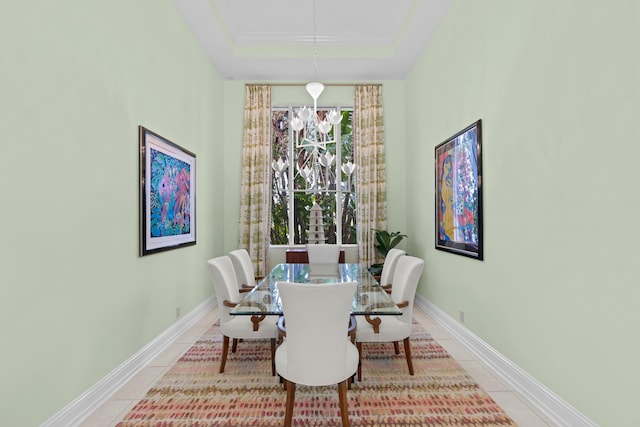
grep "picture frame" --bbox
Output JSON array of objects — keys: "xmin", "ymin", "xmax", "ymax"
[
  {"xmin": 434, "ymin": 120, "xmax": 483, "ymax": 260},
  {"xmin": 139, "ymin": 126, "xmax": 196, "ymax": 256}
]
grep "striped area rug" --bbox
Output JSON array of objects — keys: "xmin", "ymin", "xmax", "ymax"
[{"xmin": 116, "ymin": 320, "xmax": 516, "ymax": 426}]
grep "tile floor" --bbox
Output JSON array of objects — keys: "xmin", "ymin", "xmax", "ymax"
[{"xmin": 80, "ymin": 306, "xmax": 554, "ymax": 427}]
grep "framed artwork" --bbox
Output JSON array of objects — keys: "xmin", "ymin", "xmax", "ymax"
[
  {"xmin": 139, "ymin": 126, "xmax": 196, "ymax": 256},
  {"xmin": 435, "ymin": 120, "xmax": 483, "ymax": 260}
]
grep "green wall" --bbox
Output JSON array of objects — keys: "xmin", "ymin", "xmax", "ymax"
[
  {"xmin": 0, "ymin": 1, "xmax": 224, "ymax": 425},
  {"xmin": 405, "ymin": 1, "xmax": 640, "ymax": 426},
  {"xmin": 4, "ymin": 0, "xmax": 636, "ymax": 425}
]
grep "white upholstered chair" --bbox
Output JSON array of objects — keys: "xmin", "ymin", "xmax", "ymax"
[
  {"xmin": 378, "ymin": 248, "xmax": 406, "ymax": 291},
  {"xmin": 305, "ymin": 244, "xmax": 341, "ymax": 264},
  {"xmin": 206, "ymin": 256, "xmax": 278, "ymax": 375},
  {"xmin": 355, "ymin": 255, "xmax": 424, "ymax": 380},
  {"xmin": 228, "ymin": 248, "xmax": 261, "ymax": 291},
  {"xmin": 275, "ymin": 281, "xmax": 359, "ymax": 427}
]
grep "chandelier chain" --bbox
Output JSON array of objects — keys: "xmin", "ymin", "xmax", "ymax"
[{"xmin": 312, "ymin": 0, "xmax": 318, "ymax": 79}]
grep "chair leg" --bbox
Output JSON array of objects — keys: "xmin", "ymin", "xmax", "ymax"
[
  {"xmin": 220, "ymin": 335, "xmax": 230, "ymax": 373},
  {"xmin": 270, "ymin": 338, "xmax": 276, "ymax": 376},
  {"xmin": 403, "ymin": 337, "xmax": 414, "ymax": 375},
  {"xmin": 284, "ymin": 379, "xmax": 296, "ymax": 427},
  {"xmin": 356, "ymin": 342, "xmax": 363, "ymax": 381},
  {"xmin": 232, "ymin": 338, "xmax": 238, "ymax": 353},
  {"xmin": 393, "ymin": 341, "xmax": 400, "ymax": 354},
  {"xmin": 337, "ymin": 380, "xmax": 350, "ymax": 427}
]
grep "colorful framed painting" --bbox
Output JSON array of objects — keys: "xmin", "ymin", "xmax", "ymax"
[
  {"xmin": 139, "ymin": 126, "xmax": 196, "ymax": 256},
  {"xmin": 435, "ymin": 120, "xmax": 483, "ymax": 260}
]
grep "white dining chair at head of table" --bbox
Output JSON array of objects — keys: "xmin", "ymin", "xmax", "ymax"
[
  {"xmin": 305, "ymin": 244, "xmax": 341, "ymax": 264},
  {"xmin": 275, "ymin": 280, "xmax": 358, "ymax": 427}
]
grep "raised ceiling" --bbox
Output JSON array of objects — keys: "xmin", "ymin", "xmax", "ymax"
[{"xmin": 172, "ymin": 0, "xmax": 453, "ymax": 81}]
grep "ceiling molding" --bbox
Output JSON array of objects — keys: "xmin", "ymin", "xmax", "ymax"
[{"xmin": 172, "ymin": 0, "xmax": 453, "ymax": 81}]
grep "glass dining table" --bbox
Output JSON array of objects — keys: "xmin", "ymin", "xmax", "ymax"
[{"xmin": 230, "ymin": 263, "xmax": 402, "ymax": 317}]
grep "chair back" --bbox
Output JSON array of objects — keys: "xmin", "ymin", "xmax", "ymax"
[
  {"xmin": 276, "ymin": 280, "xmax": 357, "ymax": 386},
  {"xmin": 305, "ymin": 244, "xmax": 341, "ymax": 264},
  {"xmin": 229, "ymin": 248, "xmax": 256, "ymax": 288},
  {"xmin": 206, "ymin": 256, "xmax": 241, "ymax": 324},
  {"xmin": 379, "ymin": 248, "xmax": 406, "ymax": 286},
  {"xmin": 390, "ymin": 256, "xmax": 425, "ymax": 324}
]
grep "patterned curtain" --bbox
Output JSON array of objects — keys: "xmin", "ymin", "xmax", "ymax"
[
  {"xmin": 238, "ymin": 84, "xmax": 272, "ymax": 276},
  {"xmin": 354, "ymin": 84, "xmax": 387, "ymax": 268}
]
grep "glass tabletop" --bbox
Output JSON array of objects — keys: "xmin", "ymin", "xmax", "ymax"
[{"xmin": 230, "ymin": 263, "xmax": 401, "ymax": 316}]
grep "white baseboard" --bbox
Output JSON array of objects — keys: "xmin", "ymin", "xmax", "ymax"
[
  {"xmin": 44, "ymin": 294, "xmax": 596, "ymax": 426},
  {"xmin": 415, "ymin": 295, "xmax": 598, "ymax": 427},
  {"xmin": 42, "ymin": 296, "xmax": 216, "ymax": 427}
]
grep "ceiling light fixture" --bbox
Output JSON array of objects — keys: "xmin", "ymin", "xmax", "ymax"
[{"xmin": 288, "ymin": 0, "xmax": 343, "ymax": 193}]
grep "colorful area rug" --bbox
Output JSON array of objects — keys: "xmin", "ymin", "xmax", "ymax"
[{"xmin": 116, "ymin": 320, "xmax": 516, "ymax": 426}]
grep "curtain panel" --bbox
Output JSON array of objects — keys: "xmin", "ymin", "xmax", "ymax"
[
  {"xmin": 238, "ymin": 84, "xmax": 272, "ymax": 276},
  {"xmin": 354, "ymin": 84, "xmax": 388, "ymax": 268}
]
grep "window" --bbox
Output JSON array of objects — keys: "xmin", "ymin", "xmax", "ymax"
[{"xmin": 271, "ymin": 106, "xmax": 356, "ymax": 245}]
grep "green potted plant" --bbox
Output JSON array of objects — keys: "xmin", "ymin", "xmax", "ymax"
[{"xmin": 369, "ymin": 229, "xmax": 408, "ymax": 278}]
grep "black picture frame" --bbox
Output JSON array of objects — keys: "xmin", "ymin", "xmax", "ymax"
[
  {"xmin": 139, "ymin": 126, "xmax": 196, "ymax": 256},
  {"xmin": 434, "ymin": 120, "xmax": 483, "ymax": 260}
]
